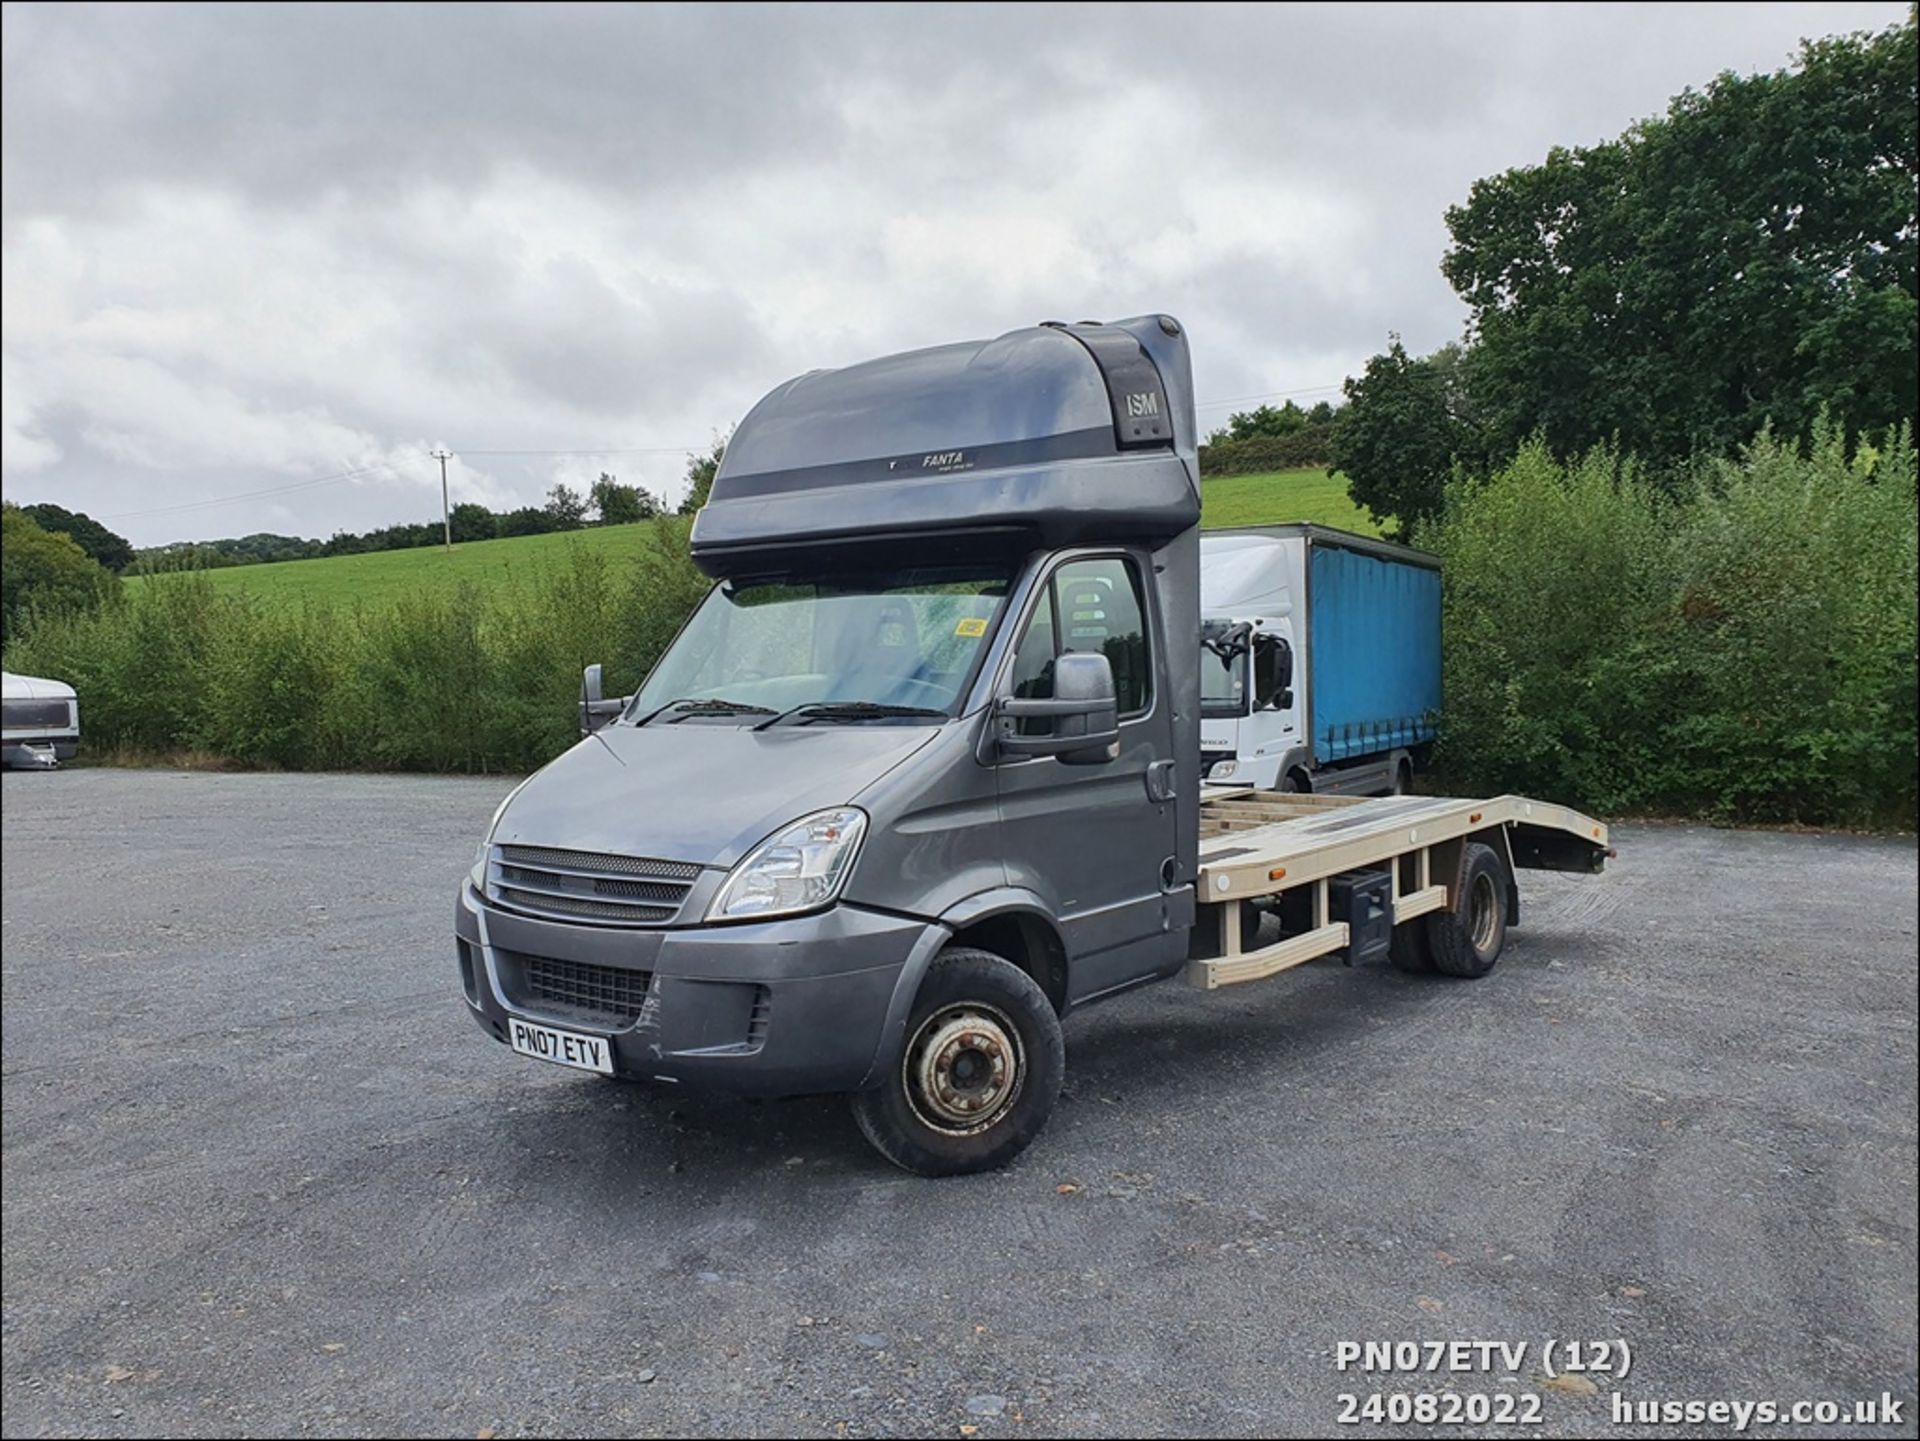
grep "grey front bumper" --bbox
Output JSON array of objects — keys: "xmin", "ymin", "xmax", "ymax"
[{"xmin": 455, "ymin": 885, "xmax": 945, "ymax": 1097}]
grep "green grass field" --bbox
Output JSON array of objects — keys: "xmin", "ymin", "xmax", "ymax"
[
  {"xmin": 1200, "ymin": 467, "xmax": 1382, "ymax": 534},
  {"xmin": 136, "ymin": 468, "xmax": 1377, "ymax": 606},
  {"xmin": 130, "ymin": 519, "xmax": 692, "ymax": 607}
]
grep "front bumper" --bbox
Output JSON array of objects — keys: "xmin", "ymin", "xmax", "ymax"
[{"xmin": 455, "ymin": 884, "xmax": 941, "ymax": 1097}]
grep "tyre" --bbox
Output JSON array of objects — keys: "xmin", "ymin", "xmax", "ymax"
[
  {"xmin": 851, "ymin": 947, "xmax": 1065, "ymax": 1177},
  {"xmin": 1424, "ymin": 842, "xmax": 1508, "ymax": 979},
  {"xmin": 1388, "ymin": 919, "xmax": 1435, "ymax": 973},
  {"xmin": 1279, "ymin": 769, "xmax": 1307, "ymax": 794}
]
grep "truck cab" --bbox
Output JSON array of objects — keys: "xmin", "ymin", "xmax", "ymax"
[{"xmin": 456, "ymin": 315, "xmax": 1203, "ymax": 1174}]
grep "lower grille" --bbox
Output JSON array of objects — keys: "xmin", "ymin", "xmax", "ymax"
[{"xmin": 514, "ymin": 954, "xmax": 653, "ymax": 1028}]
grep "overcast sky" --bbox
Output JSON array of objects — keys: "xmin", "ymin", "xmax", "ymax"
[{"xmin": 1, "ymin": 2, "xmax": 1906, "ymax": 547}]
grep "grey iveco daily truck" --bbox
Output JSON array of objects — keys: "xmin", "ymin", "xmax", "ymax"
[{"xmin": 455, "ymin": 315, "xmax": 1610, "ymax": 1175}]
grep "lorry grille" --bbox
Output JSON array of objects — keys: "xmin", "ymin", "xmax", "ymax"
[
  {"xmin": 515, "ymin": 954, "xmax": 653, "ymax": 1028},
  {"xmin": 489, "ymin": 844, "xmax": 701, "ymax": 927},
  {"xmin": 3, "ymin": 699, "xmax": 71, "ymax": 731}
]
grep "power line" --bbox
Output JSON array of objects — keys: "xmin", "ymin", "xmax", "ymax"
[
  {"xmin": 101, "ymin": 461, "xmax": 404, "ymax": 522},
  {"xmin": 1194, "ymin": 383, "xmax": 1346, "ymax": 410},
  {"xmin": 99, "ymin": 385, "xmax": 1345, "ymax": 525}
]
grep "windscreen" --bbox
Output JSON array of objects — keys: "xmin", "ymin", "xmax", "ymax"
[
  {"xmin": 631, "ymin": 566, "xmax": 1012, "ymax": 719},
  {"xmin": 1200, "ymin": 647, "xmax": 1247, "ymax": 718},
  {"xmin": 1200, "ymin": 619, "xmax": 1249, "ymax": 718}
]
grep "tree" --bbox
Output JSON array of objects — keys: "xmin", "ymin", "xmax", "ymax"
[
  {"xmin": 677, "ymin": 433, "xmax": 728, "ymax": 515},
  {"xmin": 1442, "ymin": 14, "xmax": 1917, "ymax": 468},
  {"xmin": 449, "ymin": 503, "xmax": 497, "ymax": 544},
  {"xmin": 1, "ymin": 505, "xmax": 117, "ymax": 643},
  {"xmin": 1306, "ymin": 400, "xmax": 1336, "ymax": 426},
  {"xmin": 1220, "ymin": 400, "xmax": 1310, "ymax": 442},
  {"xmin": 20, "ymin": 503, "xmax": 136, "ymax": 572},
  {"xmin": 1329, "ymin": 339, "xmax": 1484, "ymax": 533},
  {"xmin": 589, "ymin": 473, "xmax": 652, "ymax": 526},
  {"xmin": 544, "ymin": 483, "xmax": 587, "ymax": 530},
  {"xmin": 494, "ymin": 506, "xmax": 557, "ymax": 538}
]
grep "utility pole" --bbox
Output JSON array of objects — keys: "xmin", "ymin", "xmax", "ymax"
[{"xmin": 431, "ymin": 447, "xmax": 453, "ymax": 551}]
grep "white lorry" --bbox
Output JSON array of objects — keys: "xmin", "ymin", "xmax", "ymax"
[{"xmin": 1200, "ymin": 525, "xmax": 1440, "ymax": 796}]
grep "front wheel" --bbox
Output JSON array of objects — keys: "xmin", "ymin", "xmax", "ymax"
[{"xmin": 851, "ymin": 948, "xmax": 1064, "ymax": 1177}]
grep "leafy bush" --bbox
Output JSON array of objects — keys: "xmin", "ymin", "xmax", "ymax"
[
  {"xmin": 1424, "ymin": 425, "xmax": 1917, "ymax": 825},
  {"xmin": 3, "ymin": 525, "xmax": 710, "ymax": 775}
]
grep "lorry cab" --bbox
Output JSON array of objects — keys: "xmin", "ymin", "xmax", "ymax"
[
  {"xmin": 457, "ymin": 315, "xmax": 1203, "ymax": 1174},
  {"xmin": 1199, "ymin": 530, "xmax": 1306, "ymax": 790}
]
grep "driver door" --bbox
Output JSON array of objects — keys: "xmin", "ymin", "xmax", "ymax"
[{"xmin": 992, "ymin": 553, "xmax": 1182, "ymax": 1003}]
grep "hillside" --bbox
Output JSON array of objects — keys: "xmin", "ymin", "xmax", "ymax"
[
  {"xmin": 131, "ymin": 468, "xmax": 1378, "ymax": 606},
  {"xmin": 1199, "ymin": 467, "xmax": 1382, "ymax": 534},
  {"xmin": 129, "ymin": 517, "xmax": 696, "ymax": 606}
]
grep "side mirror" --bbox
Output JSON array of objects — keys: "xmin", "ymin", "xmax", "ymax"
[
  {"xmin": 1255, "ymin": 636, "xmax": 1295, "ymax": 710},
  {"xmin": 579, "ymin": 663, "xmax": 627, "ymax": 735},
  {"xmin": 994, "ymin": 651, "xmax": 1120, "ymax": 765}
]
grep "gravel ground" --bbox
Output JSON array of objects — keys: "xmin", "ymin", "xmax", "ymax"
[{"xmin": 2, "ymin": 769, "xmax": 1915, "ymax": 1439}]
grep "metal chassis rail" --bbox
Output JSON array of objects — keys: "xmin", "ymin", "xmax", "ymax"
[{"xmin": 1188, "ymin": 789, "xmax": 1610, "ymax": 989}]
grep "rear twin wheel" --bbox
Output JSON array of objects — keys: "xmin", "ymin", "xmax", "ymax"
[{"xmin": 1394, "ymin": 840, "xmax": 1509, "ymax": 978}]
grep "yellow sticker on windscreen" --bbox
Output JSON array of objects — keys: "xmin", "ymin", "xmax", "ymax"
[{"xmin": 954, "ymin": 617, "xmax": 988, "ymax": 638}]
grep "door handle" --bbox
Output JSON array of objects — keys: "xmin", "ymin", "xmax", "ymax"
[{"xmin": 1145, "ymin": 759, "xmax": 1176, "ymax": 803}]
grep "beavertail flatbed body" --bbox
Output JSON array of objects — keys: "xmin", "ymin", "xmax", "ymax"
[{"xmin": 1188, "ymin": 787, "xmax": 1608, "ymax": 988}]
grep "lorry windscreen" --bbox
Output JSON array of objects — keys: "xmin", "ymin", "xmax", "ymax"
[
  {"xmin": 1200, "ymin": 647, "xmax": 1247, "ymax": 717},
  {"xmin": 628, "ymin": 566, "xmax": 1012, "ymax": 721},
  {"xmin": 1200, "ymin": 618, "xmax": 1250, "ymax": 718}
]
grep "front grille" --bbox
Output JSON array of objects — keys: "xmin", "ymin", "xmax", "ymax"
[
  {"xmin": 514, "ymin": 954, "xmax": 653, "ymax": 1028},
  {"xmin": 2, "ymin": 699, "xmax": 71, "ymax": 731},
  {"xmin": 488, "ymin": 844, "xmax": 700, "ymax": 926}
]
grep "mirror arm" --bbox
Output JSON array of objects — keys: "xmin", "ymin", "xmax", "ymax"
[{"xmin": 997, "ymin": 696, "xmax": 1112, "ymax": 719}]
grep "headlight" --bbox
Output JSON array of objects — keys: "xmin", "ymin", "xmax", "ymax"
[
  {"xmin": 1210, "ymin": 758, "xmax": 1238, "ymax": 779},
  {"xmin": 708, "ymin": 807, "xmax": 867, "ymax": 921},
  {"xmin": 471, "ymin": 779, "xmax": 529, "ymax": 892}
]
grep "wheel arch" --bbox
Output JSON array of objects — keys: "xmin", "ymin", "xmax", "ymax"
[{"xmin": 856, "ymin": 889, "xmax": 1069, "ymax": 1090}]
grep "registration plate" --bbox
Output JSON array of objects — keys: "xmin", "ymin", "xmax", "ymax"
[{"xmin": 507, "ymin": 1017, "xmax": 614, "ymax": 1075}]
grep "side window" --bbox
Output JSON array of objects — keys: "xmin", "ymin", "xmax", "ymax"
[{"xmin": 1005, "ymin": 556, "xmax": 1152, "ymax": 729}]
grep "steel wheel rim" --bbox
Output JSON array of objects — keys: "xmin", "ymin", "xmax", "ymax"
[
  {"xmin": 1469, "ymin": 871, "xmax": 1499, "ymax": 952},
  {"xmin": 902, "ymin": 1001, "xmax": 1025, "ymax": 1136}
]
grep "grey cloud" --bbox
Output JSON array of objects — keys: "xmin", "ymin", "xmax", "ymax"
[{"xmin": 2, "ymin": 1, "xmax": 1905, "ymax": 546}]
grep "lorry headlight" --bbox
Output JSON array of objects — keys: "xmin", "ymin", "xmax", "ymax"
[
  {"xmin": 708, "ymin": 808, "xmax": 867, "ymax": 921},
  {"xmin": 1210, "ymin": 759, "xmax": 1237, "ymax": 779}
]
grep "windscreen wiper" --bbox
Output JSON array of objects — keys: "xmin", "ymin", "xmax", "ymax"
[
  {"xmin": 754, "ymin": 701, "xmax": 948, "ymax": 731},
  {"xmin": 635, "ymin": 697, "xmax": 778, "ymax": 726}
]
